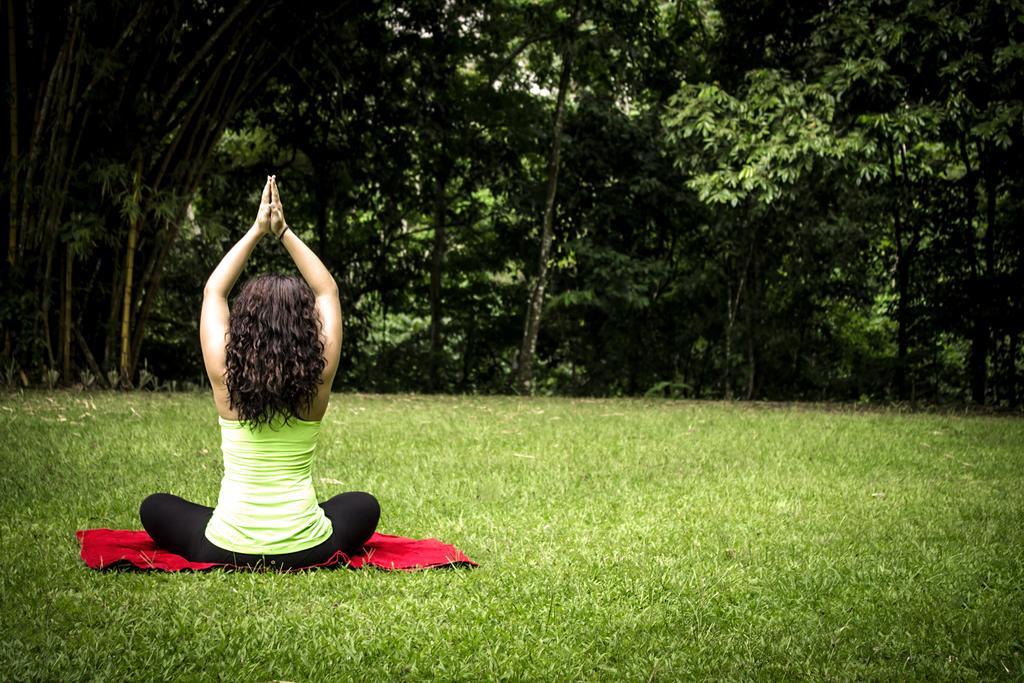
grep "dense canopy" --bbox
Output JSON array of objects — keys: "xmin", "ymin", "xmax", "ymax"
[{"xmin": 2, "ymin": 0, "xmax": 1022, "ymax": 405}]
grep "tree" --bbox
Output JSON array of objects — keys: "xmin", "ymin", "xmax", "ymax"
[{"xmin": 2, "ymin": 1, "xmax": 365, "ymax": 385}]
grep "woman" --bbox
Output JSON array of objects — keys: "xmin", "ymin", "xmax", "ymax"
[{"xmin": 140, "ymin": 176, "xmax": 379, "ymax": 570}]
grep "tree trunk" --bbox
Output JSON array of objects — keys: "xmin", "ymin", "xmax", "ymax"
[
  {"xmin": 969, "ymin": 148, "xmax": 999, "ymax": 405},
  {"xmin": 970, "ymin": 319, "xmax": 988, "ymax": 404},
  {"xmin": 745, "ymin": 276, "xmax": 756, "ymax": 400},
  {"xmin": 429, "ymin": 169, "xmax": 448, "ymax": 392},
  {"xmin": 1008, "ymin": 330, "xmax": 1018, "ymax": 409},
  {"xmin": 955, "ymin": 136, "xmax": 985, "ymax": 404},
  {"xmin": 104, "ymin": 242, "xmax": 124, "ymax": 371},
  {"xmin": 886, "ymin": 141, "xmax": 916, "ymax": 401},
  {"xmin": 40, "ymin": 240, "xmax": 56, "ymax": 369},
  {"xmin": 129, "ymin": 205, "xmax": 187, "ymax": 377},
  {"xmin": 75, "ymin": 325, "xmax": 104, "ymax": 385},
  {"xmin": 6, "ymin": 0, "xmax": 19, "ymax": 267},
  {"xmin": 723, "ymin": 243, "xmax": 752, "ymax": 400},
  {"xmin": 892, "ymin": 205, "xmax": 910, "ymax": 401},
  {"xmin": 119, "ymin": 159, "xmax": 142, "ymax": 385},
  {"xmin": 724, "ymin": 292, "xmax": 734, "ymax": 400},
  {"xmin": 61, "ymin": 242, "xmax": 73, "ymax": 382},
  {"xmin": 460, "ymin": 319, "xmax": 475, "ymax": 391},
  {"xmin": 694, "ymin": 341, "xmax": 712, "ymax": 399},
  {"xmin": 515, "ymin": 2, "xmax": 580, "ymax": 394},
  {"xmin": 314, "ymin": 158, "xmax": 330, "ymax": 257}
]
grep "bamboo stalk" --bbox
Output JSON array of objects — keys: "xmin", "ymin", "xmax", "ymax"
[
  {"xmin": 62, "ymin": 242, "xmax": 73, "ymax": 381},
  {"xmin": 34, "ymin": 5, "xmax": 79, "ymax": 249},
  {"xmin": 7, "ymin": 0, "xmax": 19, "ymax": 266},
  {"xmin": 104, "ymin": 240, "xmax": 124, "ymax": 370},
  {"xmin": 75, "ymin": 326, "xmax": 104, "ymax": 386},
  {"xmin": 18, "ymin": 2, "xmax": 68, "ymax": 242},
  {"xmin": 40, "ymin": 239, "xmax": 55, "ymax": 368},
  {"xmin": 119, "ymin": 157, "xmax": 142, "ymax": 384}
]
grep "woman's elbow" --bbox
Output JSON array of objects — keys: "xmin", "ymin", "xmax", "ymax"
[
  {"xmin": 203, "ymin": 281, "xmax": 226, "ymax": 300},
  {"xmin": 320, "ymin": 280, "xmax": 340, "ymax": 300}
]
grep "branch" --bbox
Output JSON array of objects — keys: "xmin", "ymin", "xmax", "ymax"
[
  {"xmin": 150, "ymin": 0, "xmax": 254, "ymax": 125},
  {"xmin": 487, "ymin": 32, "xmax": 555, "ymax": 89},
  {"xmin": 77, "ymin": 0, "xmax": 157, "ymax": 106}
]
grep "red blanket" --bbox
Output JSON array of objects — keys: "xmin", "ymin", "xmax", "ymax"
[{"xmin": 76, "ymin": 529, "xmax": 476, "ymax": 572}]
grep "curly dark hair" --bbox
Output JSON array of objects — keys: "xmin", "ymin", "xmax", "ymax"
[{"xmin": 225, "ymin": 273, "xmax": 325, "ymax": 427}]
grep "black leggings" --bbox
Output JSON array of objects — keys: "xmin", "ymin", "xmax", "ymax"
[{"xmin": 139, "ymin": 491, "xmax": 380, "ymax": 570}]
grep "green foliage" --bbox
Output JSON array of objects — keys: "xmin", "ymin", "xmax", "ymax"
[
  {"xmin": 667, "ymin": 69, "xmax": 873, "ymax": 206},
  {"xmin": 3, "ymin": 0, "xmax": 1022, "ymax": 404}
]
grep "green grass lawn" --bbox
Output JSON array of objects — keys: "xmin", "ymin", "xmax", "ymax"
[{"xmin": 1, "ymin": 391, "xmax": 1022, "ymax": 680}]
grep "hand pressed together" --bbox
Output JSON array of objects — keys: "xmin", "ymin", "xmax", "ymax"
[
  {"xmin": 254, "ymin": 176, "xmax": 273, "ymax": 236},
  {"xmin": 269, "ymin": 175, "xmax": 288, "ymax": 239}
]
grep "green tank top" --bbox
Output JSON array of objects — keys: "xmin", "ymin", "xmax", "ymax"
[{"xmin": 204, "ymin": 415, "xmax": 334, "ymax": 554}]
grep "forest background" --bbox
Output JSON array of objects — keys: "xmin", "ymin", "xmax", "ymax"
[{"xmin": 2, "ymin": 0, "xmax": 1022, "ymax": 405}]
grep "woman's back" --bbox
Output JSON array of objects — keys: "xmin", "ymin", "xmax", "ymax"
[{"xmin": 204, "ymin": 416, "xmax": 334, "ymax": 554}]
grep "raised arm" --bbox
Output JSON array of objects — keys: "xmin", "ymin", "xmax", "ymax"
[
  {"xmin": 200, "ymin": 177, "xmax": 272, "ymax": 394},
  {"xmin": 269, "ymin": 176, "xmax": 343, "ymax": 391}
]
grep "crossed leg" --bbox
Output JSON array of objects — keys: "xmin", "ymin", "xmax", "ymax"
[{"xmin": 139, "ymin": 491, "xmax": 380, "ymax": 567}]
